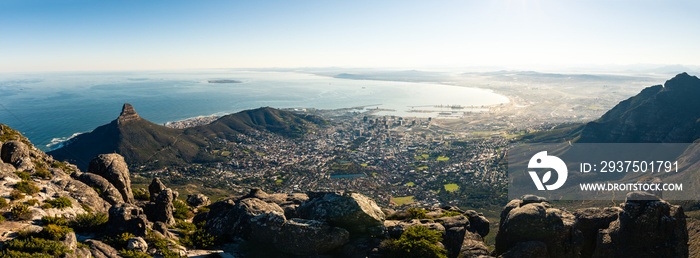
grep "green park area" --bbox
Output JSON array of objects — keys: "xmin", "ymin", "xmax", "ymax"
[
  {"xmin": 392, "ymin": 196, "xmax": 415, "ymax": 205},
  {"xmin": 444, "ymin": 183, "xmax": 459, "ymax": 192}
]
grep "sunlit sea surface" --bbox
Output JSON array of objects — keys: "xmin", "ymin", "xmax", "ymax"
[{"xmin": 0, "ymin": 70, "xmax": 508, "ymax": 151}]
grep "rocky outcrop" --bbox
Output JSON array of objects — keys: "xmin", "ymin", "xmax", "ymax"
[
  {"xmin": 275, "ymin": 218, "xmax": 350, "ymax": 256},
  {"xmin": 145, "ymin": 188, "xmax": 176, "ymax": 226},
  {"xmin": 574, "ymin": 207, "xmax": 622, "ymax": 258},
  {"xmin": 297, "ymin": 191, "xmax": 385, "ymax": 236},
  {"xmin": 148, "ymin": 178, "xmax": 166, "ymax": 202},
  {"xmin": 107, "ymin": 203, "xmax": 151, "ymax": 237},
  {"xmin": 85, "ymin": 239, "xmax": 120, "ymax": 258},
  {"xmin": 187, "ymin": 193, "xmax": 210, "ymax": 207},
  {"xmin": 51, "ymin": 176, "xmax": 111, "ymax": 213},
  {"xmin": 88, "ymin": 154, "xmax": 134, "ymax": 204},
  {"xmin": 74, "ymin": 172, "xmax": 124, "ymax": 205},
  {"xmin": 592, "ymin": 191, "xmax": 688, "ymax": 257},
  {"xmin": 204, "ymin": 197, "xmax": 285, "ymax": 239},
  {"xmin": 1, "ymin": 140, "xmax": 34, "ymax": 171},
  {"xmin": 118, "ymin": 103, "xmax": 140, "ymax": 123},
  {"xmin": 495, "ymin": 195, "xmax": 583, "ymax": 258},
  {"xmin": 127, "ymin": 237, "xmax": 148, "ymax": 253}
]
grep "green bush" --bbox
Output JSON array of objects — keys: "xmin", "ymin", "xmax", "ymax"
[
  {"xmin": 120, "ymin": 250, "xmax": 153, "ymax": 258},
  {"xmin": 50, "ymin": 161, "xmax": 74, "ymax": 174},
  {"xmin": 406, "ymin": 208, "xmax": 431, "ymax": 220},
  {"xmin": 45, "ymin": 197, "xmax": 72, "ymax": 209},
  {"xmin": 80, "ymin": 203, "xmax": 93, "ymax": 213},
  {"xmin": 14, "ymin": 171, "xmax": 31, "ymax": 181},
  {"xmin": 70, "ymin": 213, "xmax": 108, "ymax": 232},
  {"xmin": 10, "ymin": 190, "xmax": 25, "ymax": 201},
  {"xmin": 16, "ymin": 228, "xmax": 38, "ymax": 239},
  {"xmin": 0, "ymin": 197, "xmax": 9, "ymax": 208},
  {"xmin": 0, "ymin": 214, "xmax": 5, "ymax": 223},
  {"xmin": 173, "ymin": 200, "xmax": 193, "ymax": 220},
  {"xmin": 33, "ymin": 168, "xmax": 52, "ymax": 180},
  {"xmin": 40, "ymin": 203, "xmax": 53, "ymax": 209},
  {"xmin": 26, "ymin": 199, "xmax": 39, "ymax": 206},
  {"xmin": 180, "ymin": 229, "xmax": 219, "ymax": 249},
  {"xmin": 11, "ymin": 203, "xmax": 32, "ymax": 220},
  {"xmin": 103, "ymin": 232, "xmax": 134, "ymax": 250},
  {"xmin": 197, "ymin": 206, "xmax": 210, "ymax": 213},
  {"xmin": 41, "ymin": 215, "xmax": 68, "ymax": 226},
  {"xmin": 0, "ymin": 250, "xmax": 53, "ymax": 258},
  {"xmin": 145, "ymin": 231, "xmax": 184, "ymax": 258},
  {"xmin": 382, "ymin": 225, "xmax": 447, "ymax": 258},
  {"xmin": 2, "ymin": 237, "xmax": 70, "ymax": 256},
  {"xmin": 438, "ymin": 211, "xmax": 462, "ymax": 218},
  {"xmin": 39, "ymin": 224, "xmax": 73, "ymax": 240},
  {"xmin": 14, "ymin": 181, "xmax": 40, "ymax": 195},
  {"xmin": 133, "ymin": 189, "xmax": 150, "ymax": 201},
  {"xmin": 174, "ymin": 221, "xmax": 197, "ymax": 232}
]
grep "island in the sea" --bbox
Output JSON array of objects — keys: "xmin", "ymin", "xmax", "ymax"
[{"xmin": 208, "ymin": 79, "xmax": 242, "ymax": 83}]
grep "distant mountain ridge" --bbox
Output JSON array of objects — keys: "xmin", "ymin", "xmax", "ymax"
[
  {"xmin": 48, "ymin": 104, "xmax": 325, "ymax": 170},
  {"xmin": 522, "ymin": 72, "xmax": 700, "ymax": 143}
]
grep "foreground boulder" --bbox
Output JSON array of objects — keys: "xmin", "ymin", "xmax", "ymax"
[
  {"xmin": 74, "ymin": 172, "xmax": 124, "ymax": 205},
  {"xmin": 297, "ymin": 191, "xmax": 386, "ymax": 236},
  {"xmin": 145, "ymin": 188, "xmax": 176, "ymax": 226},
  {"xmin": 0, "ymin": 140, "xmax": 34, "ymax": 171},
  {"xmin": 107, "ymin": 203, "xmax": 151, "ymax": 237},
  {"xmin": 187, "ymin": 193, "xmax": 210, "ymax": 207},
  {"xmin": 203, "ymin": 197, "xmax": 285, "ymax": 239},
  {"xmin": 275, "ymin": 218, "xmax": 350, "ymax": 256},
  {"xmin": 85, "ymin": 239, "xmax": 120, "ymax": 258},
  {"xmin": 88, "ymin": 154, "xmax": 134, "ymax": 204},
  {"xmin": 592, "ymin": 191, "xmax": 688, "ymax": 257},
  {"xmin": 495, "ymin": 195, "xmax": 583, "ymax": 258},
  {"xmin": 148, "ymin": 178, "xmax": 166, "ymax": 202},
  {"xmin": 574, "ymin": 207, "xmax": 622, "ymax": 258}
]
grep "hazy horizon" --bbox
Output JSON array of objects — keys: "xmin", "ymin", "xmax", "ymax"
[{"xmin": 2, "ymin": 0, "xmax": 700, "ymax": 73}]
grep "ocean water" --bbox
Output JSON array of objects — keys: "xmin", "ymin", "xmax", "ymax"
[{"xmin": 0, "ymin": 70, "xmax": 508, "ymax": 151}]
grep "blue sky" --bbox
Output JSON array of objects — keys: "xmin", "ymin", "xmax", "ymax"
[{"xmin": 1, "ymin": 0, "xmax": 699, "ymax": 72}]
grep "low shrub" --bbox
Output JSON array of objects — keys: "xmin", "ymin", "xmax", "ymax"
[
  {"xmin": 45, "ymin": 197, "xmax": 72, "ymax": 209},
  {"xmin": 173, "ymin": 200, "xmax": 193, "ymax": 220},
  {"xmin": 0, "ymin": 197, "xmax": 9, "ymax": 208},
  {"xmin": 26, "ymin": 199, "xmax": 39, "ymax": 206},
  {"xmin": 438, "ymin": 211, "xmax": 462, "ymax": 218},
  {"xmin": 406, "ymin": 208, "xmax": 431, "ymax": 220},
  {"xmin": 40, "ymin": 203, "xmax": 53, "ymax": 209},
  {"xmin": 103, "ymin": 232, "xmax": 134, "ymax": 250},
  {"xmin": 69, "ymin": 213, "xmax": 108, "ymax": 232},
  {"xmin": 14, "ymin": 171, "xmax": 31, "ymax": 181},
  {"xmin": 381, "ymin": 225, "xmax": 447, "ymax": 258},
  {"xmin": 180, "ymin": 229, "xmax": 220, "ymax": 249},
  {"xmin": 80, "ymin": 203, "xmax": 92, "ymax": 213},
  {"xmin": 14, "ymin": 181, "xmax": 40, "ymax": 195},
  {"xmin": 50, "ymin": 161, "xmax": 74, "ymax": 174},
  {"xmin": 0, "ymin": 250, "xmax": 53, "ymax": 258},
  {"xmin": 133, "ymin": 189, "xmax": 150, "ymax": 201},
  {"xmin": 41, "ymin": 215, "xmax": 68, "ymax": 226},
  {"xmin": 145, "ymin": 231, "xmax": 184, "ymax": 258},
  {"xmin": 40, "ymin": 224, "xmax": 73, "ymax": 240},
  {"xmin": 2, "ymin": 236, "xmax": 70, "ymax": 256},
  {"xmin": 11, "ymin": 203, "xmax": 32, "ymax": 220},
  {"xmin": 33, "ymin": 167, "xmax": 52, "ymax": 180},
  {"xmin": 0, "ymin": 214, "xmax": 5, "ymax": 223},
  {"xmin": 10, "ymin": 189, "xmax": 25, "ymax": 201}
]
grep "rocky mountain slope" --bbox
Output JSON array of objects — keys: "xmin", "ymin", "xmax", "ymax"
[
  {"xmin": 48, "ymin": 104, "xmax": 325, "ymax": 170},
  {"xmin": 522, "ymin": 72, "xmax": 700, "ymax": 143}
]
